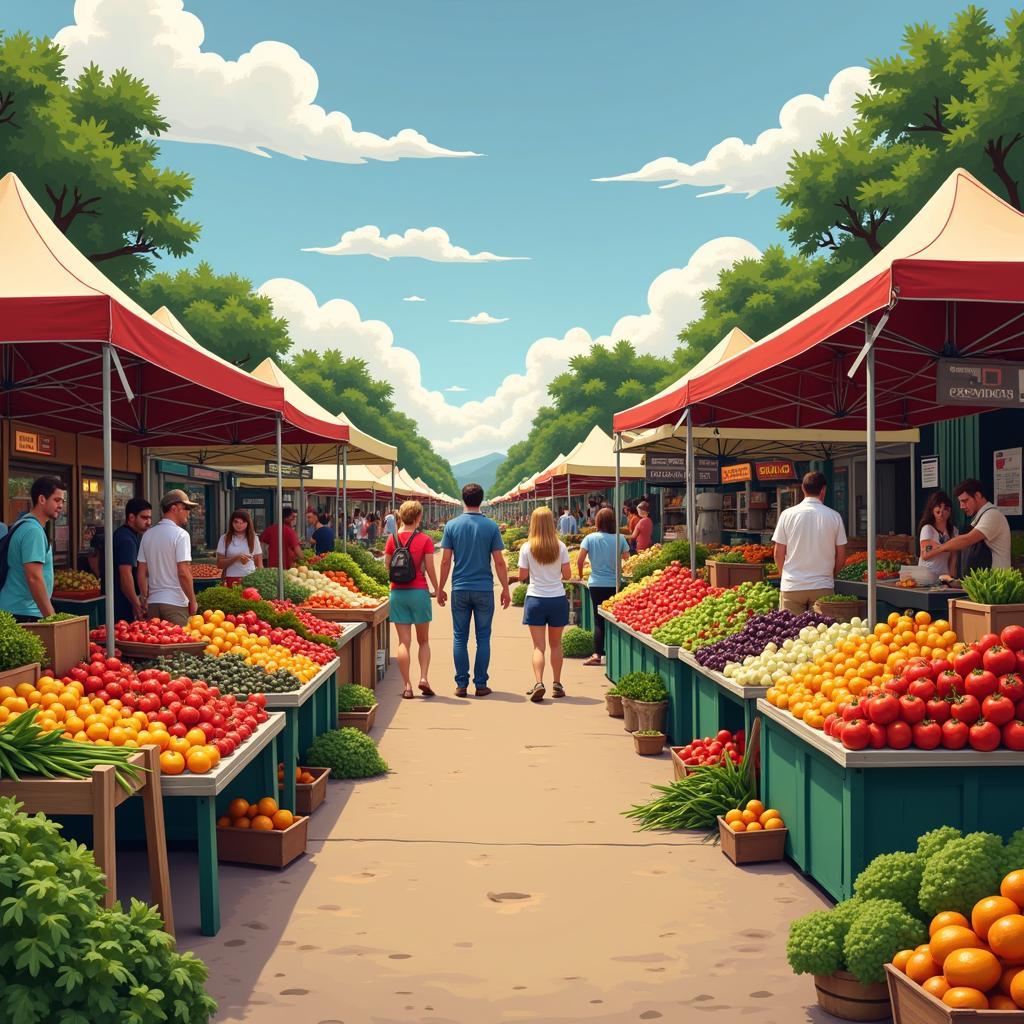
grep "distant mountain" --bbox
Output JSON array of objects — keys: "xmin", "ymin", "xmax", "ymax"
[{"xmin": 453, "ymin": 452, "xmax": 506, "ymax": 493}]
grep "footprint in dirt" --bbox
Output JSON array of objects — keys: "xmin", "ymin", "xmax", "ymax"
[{"xmin": 487, "ymin": 892, "xmax": 530, "ymax": 903}]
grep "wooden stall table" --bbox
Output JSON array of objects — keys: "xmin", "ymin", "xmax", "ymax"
[
  {"xmin": 51, "ymin": 593, "xmax": 106, "ymax": 628},
  {"xmin": 160, "ymin": 712, "xmax": 284, "ymax": 936},
  {"xmin": 302, "ymin": 602, "xmax": 390, "ymax": 689},
  {"xmin": 0, "ymin": 744, "xmax": 174, "ymax": 935},
  {"xmin": 265, "ymin": 658, "xmax": 340, "ymax": 813},
  {"xmin": 680, "ymin": 652, "xmax": 769, "ymax": 739},
  {"xmin": 834, "ymin": 579, "xmax": 965, "ymax": 619}
]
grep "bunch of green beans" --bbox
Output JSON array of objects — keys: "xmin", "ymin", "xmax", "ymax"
[
  {"xmin": 623, "ymin": 754, "xmax": 755, "ymax": 831},
  {"xmin": 0, "ymin": 708, "xmax": 145, "ymax": 793}
]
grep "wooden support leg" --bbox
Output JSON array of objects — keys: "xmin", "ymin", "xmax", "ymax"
[
  {"xmin": 265, "ymin": 734, "xmax": 280, "ymax": 799},
  {"xmin": 140, "ymin": 745, "xmax": 175, "ymax": 936},
  {"xmin": 91, "ymin": 764, "xmax": 117, "ymax": 908},
  {"xmin": 329, "ymin": 664, "xmax": 339, "ymax": 725},
  {"xmin": 281, "ymin": 710, "xmax": 298, "ymax": 814},
  {"xmin": 196, "ymin": 796, "xmax": 220, "ymax": 936}
]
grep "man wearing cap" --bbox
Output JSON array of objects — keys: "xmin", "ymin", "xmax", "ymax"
[{"xmin": 137, "ymin": 489, "xmax": 198, "ymax": 625}]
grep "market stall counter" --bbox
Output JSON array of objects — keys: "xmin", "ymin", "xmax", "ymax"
[
  {"xmin": 834, "ymin": 579, "xmax": 966, "ymax": 618},
  {"xmin": 758, "ymin": 699, "xmax": 1024, "ymax": 903},
  {"xmin": 305, "ymin": 602, "xmax": 389, "ymax": 688},
  {"xmin": 680, "ymin": 651, "xmax": 768, "ymax": 740}
]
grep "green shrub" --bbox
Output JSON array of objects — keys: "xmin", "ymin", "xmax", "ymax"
[
  {"xmin": 512, "ymin": 583, "xmax": 528, "ymax": 607},
  {"xmin": 0, "ymin": 612, "xmax": 47, "ymax": 671},
  {"xmin": 843, "ymin": 899, "xmax": 926, "ymax": 984},
  {"xmin": 562, "ymin": 627, "xmax": 594, "ymax": 657},
  {"xmin": 0, "ymin": 797, "xmax": 217, "ymax": 1023},
  {"xmin": 305, "ymin": 728, "xmax": 388, "ymax": 779},
  {"xmin": 617, "ymin": 671, "xmax": 668, "ymax": 702},
  {"xmin": 337, "ymin": 684, "xmax": 378, "ymax": 711}
]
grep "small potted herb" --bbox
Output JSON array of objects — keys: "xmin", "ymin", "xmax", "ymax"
[
  {"xmin": 336, "ymin": 684, "xmax": 379, "ymax": 732},
  {"xmin": 813, "ymin": 593, "xmax": 866, "ymax": 623},
  {"xmin": 605, "ymin": 683, "xmax": 624, "ymax": 718},
  {"xmin": 0, "ymin": 612, "xmax": 46, "ymax": 688},
  {"xmin": 948, "ymin": 567, "xmax": 1024, "ymax": 644},
  {"xmin": 617, "ymin": 672, "xmax": 669, "ymax": 733},
  {"xmin": 633, "ymin": 729, "xmax": 667, "ymax": 755}
]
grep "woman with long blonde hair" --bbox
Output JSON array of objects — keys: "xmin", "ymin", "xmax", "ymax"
[{"xmin": 518, "ymin": 506, "xmax": 571, "ymax": 702}]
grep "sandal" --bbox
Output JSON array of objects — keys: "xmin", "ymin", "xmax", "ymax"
[
  {"xmin": 552, "ymin": 682, "xmax": 566, "ymax": 698},
  {"xmin": 402, "ymin": 688, "xmax": 415, "ymax": 699},
  {"xmin": 527, "ymin": 682, "xmax": 546, "ymax": 703},
  {"xmin": 582, "ymin": 654, "xmax": 603, "ymax": 666},
  {"xmin": 418, "ymin": 681, "xmax": 435, "ymax": 697}
]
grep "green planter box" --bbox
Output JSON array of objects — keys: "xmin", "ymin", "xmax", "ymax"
[
  {"xmin": 759, "ymin": 699, "xmax": 1024, "ymax": 902},
  {"xmin": 578, "ymin": 584, "xmax": 595, "ymax": 632}
]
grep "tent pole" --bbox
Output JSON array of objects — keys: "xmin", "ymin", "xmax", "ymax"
[
  {"xmin": 342, "ymin": 445, "xmax": 348, "ymax": 552},
  {"xmin": 102, "ymin": 345, "xmax": 115, "ymax": 657},
  {"xmin": 567, "ymin": 472, "xmax": 572, "ymax": 527},
  {"xmin": 866, "ymin": 323, "xmax": 877, "ymax": 629},
  {"xmin": 686, "ymin": 411, "xmax": 697, "ymax": 578},
  {"xmin": 299, "ymin": 469, "xmax": 306, "ymax": 544},
  {"xmin": 335, "ymin": 446, "xmax": 341, "ymax": 541},
  {"xmin": 908, "ymin": 440, "xmax": 916, "ymax": 535},
  {"xmin": 614, "ymin": 434, "xmax": 622, "ymax": 591},
  {"xmin": 276, "ymin": 415, "xmax": 284, "ymax": 601},
  {"xmin": 391, "ymin": 463, "xmax": 396, "ymax": 518}
]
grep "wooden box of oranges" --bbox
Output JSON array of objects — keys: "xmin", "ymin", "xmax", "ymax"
[
  {"xmin": 280, "ymin": 765, "xmax": 329, "ymax": 816},
  {"xmin": 718, "ymin": 800, "xmax": 787, "ymax": 865},
  {"xmin": 886, "ymin": 964, "xmax": 1021, "ymax": 1022},
  {"xmin": 217, "ymin": 797, "xmax": 308, "ymax": 868}
]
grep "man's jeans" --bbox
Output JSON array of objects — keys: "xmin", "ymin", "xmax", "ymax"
[{"xmin": 451, "ymin": 589, "xmax": 495, "ymax": 689}]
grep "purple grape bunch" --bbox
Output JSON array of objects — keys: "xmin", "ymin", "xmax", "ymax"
[{"xmin": 694, "ymin": 609, "xmax": 835, "ymax": 672}]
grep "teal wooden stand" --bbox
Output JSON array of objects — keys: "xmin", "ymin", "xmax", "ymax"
[{"xmin": 682, "ymin": 655, "xmax": 767, "ymax": 741}]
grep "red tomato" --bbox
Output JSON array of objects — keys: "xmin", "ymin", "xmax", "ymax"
[
  {"xmin": 936, "ymin": 670, "xmax": 962, "ymax": 698},
  {"xmin": 982, "ymin": 693, "xmax": 1015, "ymax": 726},
  {"xmin": 1002, "ymin": 720, "xmax": 1024, "ymax": 751},
  {"xmin": 886, "ymin": 720, "xmax": 913, "ymax": 749},
  {"xmin": 969, "ymin": 719, "xmax": 1001, "ymax": 751},
  {"xmin": 842, "ymin": 700, "xmax": 863, "ymax": 722},
  {"xmin": 868, "ymin": 722, "xmax": 888, "ymax": 749},
  {"xmin": 953, "ymin": 648, "xmax": 983, "ymax": 676},
  {"xmin": 975, "ymin": 633, "xmax": 1001, "ymax": 654},
  {"xmin": 926, "ymin": 698, "xmax": 952, "ymax": 723},
  {"xmin": 1001, "ymin": 624, "xmax": 1024, "ymax": 652},
  {"xmin": 912, "ymin": 719, "xmax": 942, "ymax": 749},
  {"xmin": 983, "ymin": 645, "xmax": 1018, "ymax": 676},
  {"xmin": 951, "ymin": 693, "xmax": 982, "ymax": 724},
  {"xmin": 941, "ymin": 718, "xmax": 969, "ymax": 749},
  {"xmin": 899, "ymin": 694, "xmax": 927, "ymax": 724},
  {"xmin": 866, "ymin": 693, "xmax": 900, "ymax": 725},
  {"xmin": 965, "ymin": 669, "xmax": 999, "ymax": 701},
  {"xmin": 908, "ymin": 678, "xmax": 936, "ymax": 702},
  {"xmin": 998, "ymin": 673, "xmax": 1024, "ymax": 703},
  {"xmin": 841, "ymin": 719, "xmax": 870, "ymax": 750}
]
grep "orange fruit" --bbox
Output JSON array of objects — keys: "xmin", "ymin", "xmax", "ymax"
[
  {"xmin": 299, "ymin": 772, "xmax": 315, "ymax": 784},
  {"xmin": 232, "ymin": 816, "xmax": 251, "ymax": 829},
  {"xmin": 942, "ymin": 987, "xmax": 988, "ymax": 1009},
  {"xmin": 759, "ymin": 809, "xmax": 781, "ymax": 825},
  {"xmin": 746, "ymin": 800, "xmax": 765, "ymax": 817},
  {"xmin": 1002, "ymin": 964, "xmax": 1024, "ymax": 995},
  {"xmin": 972, "ymin": 896, "xmax": 1020, "ymax": 941},
  {"xmin": 891, "ymin": 949, "xmax": 915, "ymax": 973},
  {"xmin": 1001, "ymin": 870, "xmax": 1024, "ymax": 909},
  {"xmin": 915, "ymin": 944, "xmax": 933, "ymax": 954},
  {"xmin": 745, "ymin": 821, "xmax": 763, "ymax": 832},
  {"xmin": 168, "ymin": 736, "xmax": 191, "ymax": 756},
  {"xmin": 271, "ymin": 809, "xmax": 294, "ymax": 830},
  {"xmin": 740, "ymin": 810, "xmax": 757, "ymax": 824},
  {"xmin": 227, "ymin": 798, "xmax": 249, "ymax": 819},
  {"xmin": 906, "ymin": 951, "xmax": 941, "ymax": 983},
  {"xmin": 990, "ymin": 994, "xmax": 1018, "ymax": 1010},
  {"xmin": 186, "ymin": 749, "xmax": 212, "ymax": 774},
  {"xmin": 942, "ymin": 948, "xmax": 1001, "ymax": 992},
  {"xmin": 764, "ymin": 817, "xmax": 785, "ymax": 830},
  {"xmin": 930, "ymin": 911, "xmax": 970, "ymax": 936},
  {"xmin": 922, "ymin": 976, "xmax": 950, "ymax": 999},
  {"xmin": 216, "ymin": 816, "xmax": 231, "ymax": 828},
  {"xmin": 930, "ymin": 925, "xmax": 982, "ymax": 966},
  {"xmin": 1012, "ymin": 967, "xmax": 1024, "ymax": 1008},
  {"xmin": 184, "ymin": 728, "xmax": 207, "ymax": 748},
  {"xmin": 250, "ymin": 814, "xmax": 274, "ymax": 831},
  {"xmin": 729, "ymin": 821, "xmax": 746, "ymax": 832},
  {"xmin": 257, "ymin": 797, "xmax": 278, "ymax": 817},
  {"xmin": 158, "ymin": 750, "xmax": 185, "ymax": 775},
  {"xmin": 987, "ymin": 914, "xmax": 1024, "ymax": 962},
  {"xmin": 246, "ymin": 804, "xmax": 260, "ymax": 819},
  {"xmin": 724, "ymin": 809, "xmax": 743, "ymax": 824}
]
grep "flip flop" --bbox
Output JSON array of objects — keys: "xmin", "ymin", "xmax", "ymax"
[
  {"xmin": 402, "ymin": 689, "xmax": 415, "ymax": 699},
  {"xmin": 582, "ymin": 655, "xmax": 603, "ymax": 666},
  {"xmin": 418, "ymin": 682, "xmax": 435, "ymax": 697}
]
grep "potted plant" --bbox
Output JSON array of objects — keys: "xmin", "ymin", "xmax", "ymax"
[
  {"xmin": 633, "ymin": 729, "xmax": 666, "ymax": 755},
  {"xmin": 20, "ymin": 612, "xmax": 89, "ymax": 677},
  {"xmin": 707, "ymin": 551, "xmax": 767, "ymax": 588},
  {"xmin": 605, "ymin": 683, "xmax": 624, "ymax": 718},
  {"xmin": 948, "ymin": 567, "xmax": 1024, "ymax": 644},
  {"xmin": 305, "ymin": 727, "xmax": 389, "ymax": 779},
  {"xmin": 813, "ymin": 593, "xmax": 866, "ymax": 623},
  {"xmin": 617, "ymin": 672, "xmax": 669, "ymax": 733},
  {"xmin": 336, "ymin": 684, "xmax": 378, "ymax": 732},
  {"xmin": 0, "ymin": 612, "xmax": 46, "ymax": 688}
]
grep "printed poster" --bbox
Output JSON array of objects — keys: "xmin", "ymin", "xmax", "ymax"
[{"xmin": 994, "ymin": 448, "xmax": 1022, "ymax": 516}]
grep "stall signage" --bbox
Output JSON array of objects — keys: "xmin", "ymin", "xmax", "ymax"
[
  {"xmin": 157, "ymin": 460, "xmax": 189, "ymax": 476},
  {"xmin": 921, "ymin": 455, "xmax": 939, "ymax": 488},
  {"xmin": 695, "ymin": 458, "xmax": 719, "ymax": 485},
  {"xmin": 645, "ymin": 453, "xmax": 686, "ymax": 485},
  {"xmin": 263, "ymin": 461, "xmax": 313, "ymax": 479},
  {"xmin": 190, "ymin": 466, "xmax": 220, "ymax": 482},
  {"xmin": 936, "ymin": 359, "xmax": 1024, "ymax": 408},
  {"xmin": 14, "ymin": 430, "xmax": 55, "ymax": 456},
  {"xmin": 721, "ymin": 462, "xmax": 753, "ymax": 484},
  {"xmin": 755, "ymin": 460, "xmax": 796, "ymax": 482},
  {"xmin": 994, "ymin": 448, "xmax": 1022, "ymax": 516}
]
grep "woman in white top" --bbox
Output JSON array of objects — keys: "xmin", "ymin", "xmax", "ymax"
[
  {"xmin": 917, "ymin": 491, "xmax": 958, "ymax": 582},
  {"xmin": 518, "ymin": 507, "xmax": 572, "ymax": 703},
  {"xmin": 216, "ymin": 508, "xmax": 264, "ymax": 580}
]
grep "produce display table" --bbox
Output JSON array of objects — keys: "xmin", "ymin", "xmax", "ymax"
[
  {"xmin": 306, "ymin": 602, "xmax": 390, "ymax": 687},
  {"xmin": 0, "ymin": 744, "xmax": 174, "ymax": 935},
  {"xmin": 600, "ymin": 609, "xmax": 688, "ymax": 743},
  {"xmin": 332, "ymin": 621, "xmax": 367, "ymax": 688},
  {"xmin": 52, "ymin": 593, "xmax": 105, "ymax": 628},
  {"xmin": 265, "ymin": 658, "xmax": 340, "ymax": 813},
  {"xmin": 758, "ymin": 699, "xmax": 1024, "ymax": 902},
  {"xmin": 833, "ymin": 579, "xmax": 965, "ymax": 618},
  {"xmin": 161, "ymin": 712, "xmax": 285, "ymax": 936},
  {"xmin": 680, "ymin": 652, "xmax": 768, "ymax": 740}
]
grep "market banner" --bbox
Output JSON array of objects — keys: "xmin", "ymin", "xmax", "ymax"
[
  {"xmin": 721, "ymin": 462, "xmax": 752, "ymax": 484},
  {"xmin": 755, "ymin": 460, "xmax": 797, "ymax": 482},
  {"xmin": 936, "ymin": 359, "xmax": 1024, "ymax": 408}
]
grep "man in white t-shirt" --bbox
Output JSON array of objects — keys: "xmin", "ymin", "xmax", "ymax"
[
  {"xmin": 926, "ymin": 478, "xmax": 1012, "ymax": 572},
  {"xmin": 772, "ymin": 471, "xmax": 847, "ymax": 615},
  {"xmin": 137, "ymin": 489, "xmax": 197, "ymax": 625}
]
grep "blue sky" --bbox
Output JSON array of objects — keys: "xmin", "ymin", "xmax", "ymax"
[{"xmin": 5, "ymin": 0, "xmax": 1016, "ymax": 462}]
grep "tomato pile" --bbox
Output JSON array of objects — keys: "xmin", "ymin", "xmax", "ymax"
[
  {"xmin": 825, "ymin": 626, "xmax": 1024, "ymax": 752},
  {"xmin": 190, "ymin": 564, "xmax": 222, "ymax": 578},
  {"xmin": 674, "ymin": 728, "xmax": 746, "ymax": 767},
  {"xmin": 603, "ymin": 563, "xmax": 721, "ymax": 635},
  {"xmin": 91, "ymin": 618, "xmax": 198, "ymax": 646}
]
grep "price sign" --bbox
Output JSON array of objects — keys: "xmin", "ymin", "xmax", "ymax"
[
  {"xmin": 14, "ymin": 430, "xmax": 55, "ymax": 456},
  {"xmin": 721, "ymin": 462, "xmax": 752, "ymax": 484}
]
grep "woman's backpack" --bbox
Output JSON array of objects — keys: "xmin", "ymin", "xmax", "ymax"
[{"xmin": 389, "ymin": 529, "xmax": 420, "ymax": 585}]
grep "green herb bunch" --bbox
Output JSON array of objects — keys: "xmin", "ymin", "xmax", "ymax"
[
  {"xmin": 317, "ymin": 553, "xmax": 389, "ymax": 598},
  {"xmin": 337, "ymin": 684, "xmax": 378, "ymax": 711},
  {"xmin": 36, "ymin": 612, "xmax": 80, "ymax": 623},
  {"xmin": 961, "ymin": 567, "xmax": 1024, "ymax": 605},
  {"xmin": 0, "ymin": 612, "xmax": 47, "ymax": 672},
  {"xmin": 236, "ymin": 569, "xmax": 315, "ymax": 604},
  {"xmin": 340, "ymin": 545, "xmax": 389, "ymax": 586},
  {"xmin": 616, "ymin": 671, "xmax": 668, "ymax": 702}
]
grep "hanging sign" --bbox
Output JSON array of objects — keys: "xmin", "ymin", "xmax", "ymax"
[
  {"xmin": 921, "ymin": 456, "xmax": 939, "ymax": 489},
  {"xmin": 264, "ymin": 461, "xmax": 313, "ymax": 479},
  {"xmin": 994, "ymin": 448, "xmax": 1022, "ymax": 516},
  {"xmin": 721, "ymin": 462, "xmax": 753, "ymax": 484},
  {"xmin": 14, "ymin": 430, "xmax": 55, "ymax": 456},
  {"xmin": 755, "ymin": 460, "xmax": 796, "ymax": 483},
  {"xmin": 645, "ymin": 453, "xmax": 687, "ymax": 485},
  {"xmin": 936, "ymin": 360, "xmax": 1024, "ymax": 408},
  {"xmin": 191, "ymin": 466, "xmax": 221, "ymax": 482},
  {"xmin": 695, "ymin": 457, "xmax": 719, "ymax": 485}
]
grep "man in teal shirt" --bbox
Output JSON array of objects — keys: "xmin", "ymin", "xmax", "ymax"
[
  {"xmin": 0, "ymin": 476, "xmax": 64, "ymax": 621},
  {"xmin": 437, "ymin": 483, "xmax": 510, "ymax": 697}
]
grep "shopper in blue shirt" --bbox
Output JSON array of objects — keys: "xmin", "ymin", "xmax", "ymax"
[
  {"xmin": 437, "ymin": 483, "xmax": 510, "ymax": 696},
  {"xmin": 312, "ymin": 513, "xmax": 336, "ymax": 555},
  {"xmin": 0, "ymin": 476, "xmax": 65, "ymax": 621},
  {"xmin": 576, "ymin": 507, "xmax": 629, "ymax": 667},
  {"xmin": 96, "ymin": 497, "xmax": 153, "ymax": 621}
]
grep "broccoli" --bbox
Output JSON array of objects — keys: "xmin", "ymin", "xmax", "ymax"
[
  {"xmin": 854, "ymin": 851, "xmax": 923, "ymax": 917},
  {"xmin": 831, "ymin": 896, "xmax": 864, "ymax": 931},
  {"xmin": 916, "ymin": 825, "xmax": 962, "ymax": 863},
  {"xmin": 1003, "ymin": 828, "xmax": 1024, "ymax": 874},
  {"xmin": 786, "ymin": 910, "xmax": 846, "ymax": 977},
  {"xmin": 843, "ymin": 899, "xmax": 926, "ymax": 984},
  {"xmin": 918, "ymin": 832, "xmax": 1005, "ymax": 918}
]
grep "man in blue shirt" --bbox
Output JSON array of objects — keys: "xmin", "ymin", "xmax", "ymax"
[
  {"xmin": 437, "ymin": 483, "xmax": 510, "ymax": 697},
  {"xmin": 95, "ymin": 498, "xmax": 153, "ymax": 621},
  {"xmin": 557, "ymin": 506, "xmax": 577, "ymax": 535},
  {"xmin": 312, "ymin": 513, "xmax": 336, "ymax": 555},
  {"xmin": 0, "ymin": 476, "xmax": 64, "ymax": 621}
]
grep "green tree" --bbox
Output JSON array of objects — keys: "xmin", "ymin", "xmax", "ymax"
[
  {"xmin": 0, "ymin": 31, "xmax": 199, "ymax": 288},
  {"xmin": 134, "ymin": 262, "xmax": 291, "ymax": 367}
]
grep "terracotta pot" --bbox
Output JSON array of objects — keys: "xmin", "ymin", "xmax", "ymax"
[
  {"xmin": 338, "ymin": 704, "xmax": 377, "ymax": 734},
  {"xmin": 621, "ymin": 697, "xmax": 640, "ymax": 732},
  {"xmin": 633, "ymin": 732, "xmax": 666, "ymax": 755},
  {"xmin": 605, "ymin": 692, "xmax": 624, "ymax": 718},
  {"xmin": 627, "ymin": 698, "xmax": 668, "ymax": 733},
  {"xmin": 812, "ymin": 970, "xmax": 891, "ymax": 1022}
]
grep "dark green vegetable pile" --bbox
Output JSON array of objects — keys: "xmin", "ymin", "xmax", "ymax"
[
  {"xmin": 0, "ymin": 612, "xmax": 47, "ymax": 673},
  {"xmin": 961, "ymin": 567, "xmax": 1024, "ymax": 604},
  {"xmin": 152, "ymin": 652, "xmax": 301, "ymax": 695},
  {"xmin": 305, "ymin": 727, "xmax": 388, "ymax": 779},
  {"xmin": 340, "ymin": 545, "xmax": 389, "ymax": 586}
]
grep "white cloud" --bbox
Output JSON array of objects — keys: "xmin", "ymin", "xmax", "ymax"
[
  {"xmin": 303, "ymin": 226, "xmax": 527, "ymax": 262},
  {"xmin": 403, "ymin": 295, "xmax": 427, "ymax": 302},
  {"xmin": 260, "ymin": 236, "xmax": 759, "ymax": 462},
  {"xmin": 54, "ymin": 0, "xmax": 478, "ymax": 163},
  {"xmin": 445, "ymin": 385, "xmax": 468, "ymax": 393},
  {"xmin": 594, "ymin": 67, "xmax": 870, "ymax": 198},
  {"xmin": 450, "ymin": 312, "xmax": 509, "ymax": 325}
]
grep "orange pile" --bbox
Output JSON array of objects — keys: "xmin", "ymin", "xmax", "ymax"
[
  {"xmin": 279, "ymin": 763, "xmax": 317, "ymax": 785},
  {"xmin": 218, "ymin": 797, "xmax": 296, "ymax": 832},
  {"xmin": 724, "ymin": 799, "xmax": 785, "ymax": 833},
  {"xmin": 892, "ymin": 870, "xmax": 1024, "ymax": 1009}
]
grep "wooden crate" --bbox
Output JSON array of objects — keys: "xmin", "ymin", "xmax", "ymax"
[
  {"xmin": 21, "ymin": 616, "xmax": 89, "ymax": 676},
  {"xmin": 216, "ymin": 815, "xmax": 308, "ymax": 868},
  {"xmin": 948, "ymin": 598, "xmax": 1024, "ymax": 645},
  {"xmin": 0, "ymin": 662, "xmax": 40, "ymax": 689},
  {"xmin": 670, "ymin": 746, "xmax": 691, "ymax": 780},
  {"xmin": 294, "ymin": 767, "xmax": 329, "ymax": 816},
  {"xmin": 116, "ymin": 639, "xmax": 208, "ymax": 659},
  {"xmin": 717, "ymin": 815, "xmax": 787, "ymax": 865},
  {"xmin": 338, "ymin": 704, "xmax": 376, "ymax": 733},
  {"xmin": 885, "ymin": 963, "xmax": 1021, "ymax": 1022},
  {"xmin": 708, "ymin": 561, "xmax": 766, "ymax": 588}
]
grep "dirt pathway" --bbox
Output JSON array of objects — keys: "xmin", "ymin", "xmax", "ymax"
[{"xmin": 164, "ymin": 596, "xmax": 832, "ymax": 1023}]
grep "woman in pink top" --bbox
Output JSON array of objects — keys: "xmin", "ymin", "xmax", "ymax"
[{"xmin": 629, "ymin": 501, "xmax": 654, "ymax": 551}]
